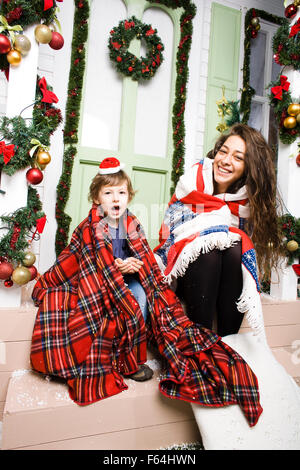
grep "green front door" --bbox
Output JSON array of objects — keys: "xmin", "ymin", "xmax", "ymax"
[{"xmin": 65, "ymin": 0, "xmax": 184, "ymax": 247}]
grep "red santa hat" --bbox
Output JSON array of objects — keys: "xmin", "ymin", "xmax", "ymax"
[{"xmin": 98, "ymin": 157, "xmax": 125, "ymax": 175}]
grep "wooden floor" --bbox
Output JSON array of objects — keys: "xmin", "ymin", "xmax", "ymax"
[{"xmin": 0, "ymin": 295, "xmax": 299, "ymax": 450}]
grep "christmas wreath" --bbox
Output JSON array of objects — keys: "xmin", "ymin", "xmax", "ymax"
[
  {"xmin": 108, "ymin": 16, "xmax": 164, "ymax": 81},
  {"xmin": 272, "ymin": 17, "xmax": 300, "ymax": 71}
]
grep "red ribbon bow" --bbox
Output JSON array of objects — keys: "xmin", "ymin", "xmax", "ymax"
[
  {"xmin": 271, "ymin": 75, "xmax": 290, "ymax": 100},
  {"xmin": 0, "ymin": 141, "xmax": 16, "ymax": 165},
  {"xmin": 44, "ymin": 0, "xmax": 63, "ymax": 11},
  {"xmin": 292, "ymin": 264, "xmax": 300, "ymax": 276},
  {"xmin": 124, "ymin": 20, "xmax": 135, "ymax": 30},
  {"xmin": 289, "ymin": 18, "xmax": 300, "ymax": 38},
  {"xmin": 38, "ymin": 77, "xmax": 59, "ymax": 104}
]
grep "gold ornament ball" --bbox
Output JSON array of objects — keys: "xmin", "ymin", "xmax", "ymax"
[
  {"xmin": 36, "ymin": 148, "xmax": 51, "ymax": 165},
  {"xmin": 34, "ymin": 24, "xmax": 52, "ymax": 44},
  {"xmin": 251, "ymin": 17, "xmax": 259, "ymax": 27},
  {"xmin": 22, "ymin": 252, "xmax": 36, "ymax": 267},
  {"xmin": 287, "ymin": 103, "xmax": 300, "ymax": 117},
  {"xmin": 14, "ymin": 35, "xmax": 31, "ymax": 56},
  {"xmin": 294, "ymin": 0, "xmax": 300, "ymax": 6},
  {"xmin": 6, "ymin": 49, "xmax": 22, "ymax": 66},
  {"xmin": 286, "ymin": 240, "xmax": 299, "ymax": 252},
  {"xmin": 283, "ymin": 116, "xmax": 297, "ymax": 129},
  {"xmin": 12, "ymin": 266, "xmax": 32, "ymax": 285},
  {"xmin": 31, "ymin": 160, "xmax": 46, "ymax": 170},
  {"xmin": 297, "ymin": 113, "xmax": 300, "ymax": 125}
]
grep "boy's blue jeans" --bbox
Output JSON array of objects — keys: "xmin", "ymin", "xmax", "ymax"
[{"xmin": 126, "ymin": 276, "xmax": 149, "ymax": 322}]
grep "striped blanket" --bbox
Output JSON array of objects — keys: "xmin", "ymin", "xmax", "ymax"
[
  {"xmin": 154, "ymin": 158, "xmax": 265, "ymax": 336},
  {"xmin": 31, "ymin": 203, "xmax": 263, "ymax": 426}
]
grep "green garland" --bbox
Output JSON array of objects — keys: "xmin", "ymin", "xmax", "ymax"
[
  {"xmin": 0, "ymin": 76, "xmax": 61, "ymax": 281},
  {"xmin": 108, "ymin": 16, "xmax": 164, "ymax": 81},
  {"xmin": 267, "ymin": 75, "xmax": 300, "ymax": 145},
  {"xmin": 240, "ymin": 9, "xmax": 286, "ymax": 124},
  {"xmin": 279, "ymin": 214, "xmax": 300, "ymax": 265},
  {"xmin": 0, "ymin": 0, "xmax": 58, "ymax": 75},
  {"xmin": 55, "ymin": 0, "xmax": 196, "ymax": 255},
  {"xmin": 272, "ymin": 18, "xmax": 300, "ymax": 71},
  {"xmin": 0, "ymin": 77, "xmax": 62, "ymax": 175},
  {"xmin": 55, "ymin": 0, "xmax": 89, "ymax": 256},
  {"xmin": 0, "ymin": 185, "xmax": 45, "ymax": 265}
]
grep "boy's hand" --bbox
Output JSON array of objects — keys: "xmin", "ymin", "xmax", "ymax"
[{"xmin": 115, "ymin": 257, "xmax": 143, "ymax": 274}]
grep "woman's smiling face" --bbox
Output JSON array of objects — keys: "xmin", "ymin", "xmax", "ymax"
[{"xmin": 213, "ymin": 135, "xmax": 246, "ymax": 194}]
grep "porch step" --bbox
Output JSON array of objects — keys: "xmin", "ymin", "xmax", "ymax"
[
  {"xmin": 1, "ymin": 358, "xmax": 201, "ymax": 450},
  {"xmin": 1, "ymin": 297, "xmax": 299, "ymax": 449}
]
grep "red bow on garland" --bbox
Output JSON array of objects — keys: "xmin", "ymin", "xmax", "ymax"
[
  {"xmin": 44, "ymin": 0, "xmax": 63, "ymax": 11},
  {"xmin": 0, "ymin": 141, "xmax": 17, "ymax": 165},
  {"xmin": 38, "ymin": 77, "xmax": 59, "ymax": 104},
  {"xmin": 271, "ymin": 75, "xmax": 290, "ymax": 100},
  {"xmin": 292, "ymin": 264, "xmax": 300, "ymax": 276},
  {"xmin": 289, "ymin": 18, "xmax": 300, "ymax": 38}
]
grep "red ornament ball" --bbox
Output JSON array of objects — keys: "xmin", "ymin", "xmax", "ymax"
[
  {"xmin": 49, "ymin": 31, "xmax": 64, "ymax": 50},
  {"xmin": 296, "ymin": 154, "xmax": 300, "ymax": 167},
  {"xmin": 285, "ymin": 4, "xmax": 298, "ymax": 18},
  {"xmin": 0, "ymin": 34, "xmax": 11, "ymax": 54},
  {"xmin": 28, "ymin": 265, "xmax": 38, "ymax": 280},
  {"xmin": 4, "ymin": 279, "xmax": 13, "ymax": 288},
  {"xmin": 0, "ymin": 260, "xmax": 14, "ymax": 280},
  {"xmin": 26, "ymin": 168, "xmax": 43, "ymax": 185}
]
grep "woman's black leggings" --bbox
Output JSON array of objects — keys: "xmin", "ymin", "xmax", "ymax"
[{"xmin": 176, "ymin": 242, "xmax": 244, "ymax": 337}]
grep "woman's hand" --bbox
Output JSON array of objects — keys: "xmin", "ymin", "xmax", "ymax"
[{"xmin": 115, "ymin": 257, "xmax": 143, "ymax": 274}]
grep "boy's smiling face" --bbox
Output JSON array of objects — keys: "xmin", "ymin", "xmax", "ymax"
[{"xmin": 95, "ymin": 182, "xmax": 129, "ymax": 226}]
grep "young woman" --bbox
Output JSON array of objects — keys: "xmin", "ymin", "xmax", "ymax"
[{"xmin": 155, "ymin": 124, "xmax": 283, "ymax": 337}]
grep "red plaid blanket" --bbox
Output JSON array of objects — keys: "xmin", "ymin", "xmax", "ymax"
[{"xmin": 31, "ymin": 205, "xmax": 262, "ymax": 426}]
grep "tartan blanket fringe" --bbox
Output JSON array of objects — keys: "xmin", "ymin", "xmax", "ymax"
[{"xmin": 30, "ymin": 204, "xmax": 263, "ymax": 426}]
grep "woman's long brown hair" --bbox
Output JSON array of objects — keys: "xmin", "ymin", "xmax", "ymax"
[{"xmin": 207, "ymin": 123, "xmax": 283, "ymax": 279}]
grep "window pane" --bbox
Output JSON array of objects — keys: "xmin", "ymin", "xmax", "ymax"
[
  {"xmin": 248, "ymin": 101, "xmax": 263, "ymax": 133},
  {"xmin": 249, "ymin": 31, "xmax": 267, "ymax": 96}
]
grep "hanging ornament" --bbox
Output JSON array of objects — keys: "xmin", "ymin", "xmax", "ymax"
[
  {"xmin": 6, "ymin": 49, "xmax": 22, "ymax": 66},
  {"xmin": 286, "ymin": 240, "xmax": 299, "ymax": 252},
  {"xmin": 11, "ymin": 265, "xmax": 31, "ymax": 285},
  {"xmin": 49, "ymin": 31, "xmax": 64, "ymax": 50},
  {"xmin": 287, "ymin": 103, "xmax": 300, "ymax": 117},
  {"xmin": 297, "ymin": 113, "xmax": 300, "ymax": 125},
  {"xmin": 28, "ymin": 265, "xmax": 38, "ymax": 280},
  {"xmin": 26, "ymin": 168, "xmax": 44, "ymax": 185},
  {"xmin": 0, "ymin": 34, "xmax": 11, "ymax": 54},
  {"xmin": 0, "ymin": 260, "xmax": 14, "ymax": 280},
  {"xmin": 36, "ymin": 148, "xmax": 51, "ymax": 165},
  {"xmin": 4, "ymin": 279, "xmax": 13, "ymax": 288},
  {"xmin": 296, "ymin": 153, "xmax": 300, "ymax": 167},
  {"xmin": 283, "ymin": 116, "xmax": 297, "ymax": 128},
  {"xmin": 14, "ymin": 34, "xmax": 31, "ymax": 56},
  {"xmin": 285, "ymin": 3, "xmax": 298, "ymax": 19},
  {"xmin": 22, "ymin": 251, "xmax": 36, "ymax": 267},
  {"xmin": 34, "ymin": 24, "xmax": 52, "ymax": 44},
  {"xmin": 249, "ymin": 9, "xmax": 260, "ymax": 38}
]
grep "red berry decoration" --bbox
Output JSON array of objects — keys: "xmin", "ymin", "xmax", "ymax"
[
  {"xmin": 4, "ymin": 279, "xmax": 13, "ymax": 288},
  {"xmin": 0, "ymin": 260, "xmax": 14, "ymax": 280},
  {"xmin": 26, "ymin": 168, "xmax": 43, "ymax": 185},
  {"xmin": 49, "ymin": 31, "xmax": 64, "ymax": 50},
  {"xmin": 285, "ymin": 4, "xmax": 298, "ymax": 19},
  {"xmin": 0, "ymin": 34, "xmax": 11, "ymax": 54},
  {"xmin": 296, "ymin": 154, "xmax": 300, "ymax": 167}
]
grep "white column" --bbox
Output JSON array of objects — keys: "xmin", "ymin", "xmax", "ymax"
[
  {"xmin": 270, "ymin": 8, "xmax": 300, "ymax": 300},
  {"xmin": 0, "ymin": 25, "xmax": 39, "ymax": 307}
]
